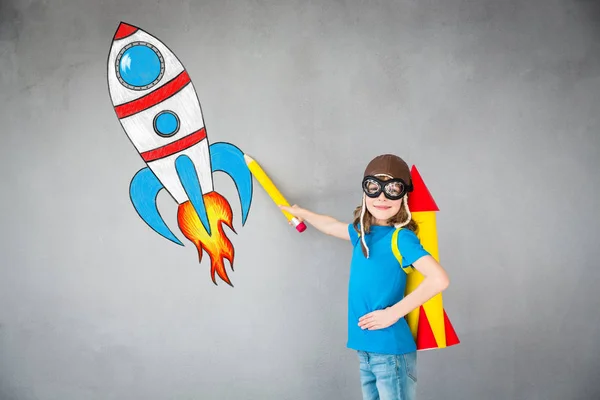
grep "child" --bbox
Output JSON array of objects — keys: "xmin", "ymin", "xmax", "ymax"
[{"xmin": 280, "ymin": 154, "xmax": 450, "ymax": 400}]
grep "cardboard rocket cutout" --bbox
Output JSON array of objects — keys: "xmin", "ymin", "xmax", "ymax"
[
  {"xmin": 405, "ymin": 166, "xmax": 460, "ymax": 350},
  {"xmin": 107, "ymin": 22, "xmax": 253, "ymax": 287}
]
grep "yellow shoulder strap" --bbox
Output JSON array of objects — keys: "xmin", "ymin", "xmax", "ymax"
[{"xmin": 392, "ymin": 227, "xmax": 414, "ymax": 274}]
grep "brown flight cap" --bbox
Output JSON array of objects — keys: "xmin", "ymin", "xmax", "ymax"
[{"xmin": 363, "ymin": 154, "xmax": 412, "ymax": 187}]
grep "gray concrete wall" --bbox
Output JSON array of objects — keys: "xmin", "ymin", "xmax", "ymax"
[{"xmin": 1, "ymin": 0, "xmax": 599, "ymax": 399}]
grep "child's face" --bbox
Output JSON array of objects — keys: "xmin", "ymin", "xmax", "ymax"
[{"xmin": 365, "ymin": 192, "xmax": 402, "ymax": 224}]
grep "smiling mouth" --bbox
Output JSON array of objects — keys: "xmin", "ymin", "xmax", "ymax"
[{"xmin": 374, "ymin": 205, "xmax": 391, "ymax": 210}]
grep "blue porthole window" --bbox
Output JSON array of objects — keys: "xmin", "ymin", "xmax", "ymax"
[
  {"xmin": 153, "ymin": 111, "xmax": 180, "ymax": 137},
  {"xmin": 116, "ymin": 41, "xmax": 165, "ymax": 90}
]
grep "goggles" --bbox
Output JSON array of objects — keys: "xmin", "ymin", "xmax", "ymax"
[{"xmin": 362, "ymin": 175, "xmax": 412, "ymax": 200}]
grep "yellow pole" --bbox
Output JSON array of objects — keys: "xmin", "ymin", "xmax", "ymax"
[{"xmin": 244, "ymin": 154, "xmax": 306, "ymax": 233}]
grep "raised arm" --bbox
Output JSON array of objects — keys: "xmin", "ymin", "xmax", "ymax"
[{"xmin": 279, "ymin": 205, "xmax": 350, "ymax": 241}]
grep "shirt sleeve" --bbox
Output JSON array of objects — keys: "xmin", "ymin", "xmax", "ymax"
[
  {"xmin": 396, "ymin": 229, "xmax": 430, "ymax": 266},
  {"xmin": 348, "ymin": 223, "xmax": 360, "ymax": 246}
]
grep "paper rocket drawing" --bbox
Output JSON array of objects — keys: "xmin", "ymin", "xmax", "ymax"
[
  {"xmin": 405, "ymin": 166, "xmax": 460, "ymax": 350},
  {"xmin": 106, "ymin": 22, "xmax": 253, "ymax": 286}
]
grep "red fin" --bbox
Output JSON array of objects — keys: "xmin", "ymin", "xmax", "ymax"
[
  {"xmin": 416, "ymin": 306, "xmax": 438, "ymax": 350},
  {"xmin": 415, "ymin": 307, "xmax": 461, "ymax": 350},
  {"xmin": 443, "ymin": 310, "xmax": 460, "ymax": 346}
]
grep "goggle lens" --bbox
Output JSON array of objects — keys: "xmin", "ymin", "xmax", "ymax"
[
  {"xmin": 384, "ymin": 181, "xmax": 404, "ymax": 197},
  {"xmin": 364, "ymin": 179, "xmax": 381, "ymax": 195}
]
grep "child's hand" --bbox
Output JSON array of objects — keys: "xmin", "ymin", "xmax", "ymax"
[
  {"xmin": 279, "ymin": 204, "xmax": 305, "ymax": 221},
  {"xmin": 358, "ymin": 308, "xmax": 400, "ymax": 330}
]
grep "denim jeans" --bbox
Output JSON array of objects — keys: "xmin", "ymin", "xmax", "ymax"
[{"xmin": 357, "ymin": 350, "xmax": 417, "ymax": 400}]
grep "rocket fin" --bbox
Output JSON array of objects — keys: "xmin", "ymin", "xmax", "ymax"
[
  {"xmin": 416, "ymin": 306, "xmax": 439, "ymax": 350},
  {"xmin": 209, "ymin": 142, "xmax": 253, "ymax": 225},
  {"xmin": 443, "ymin": 310, "xmax": 460, "ymax": 346},
  {"xmin": 413, "ymin": 306, "xmax": 461, "ymax": 350},
  {"xmin": 130, "ymin": 167, "xmax": 183, "ymax": 246},
  {"xmin": 175, "ymin": 155, "xmax": 211, "ymax": 235}
]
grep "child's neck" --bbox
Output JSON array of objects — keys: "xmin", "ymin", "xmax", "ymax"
[{"xmin": 372, "ymin": 219, "xmax": 390, "ymax": 226}]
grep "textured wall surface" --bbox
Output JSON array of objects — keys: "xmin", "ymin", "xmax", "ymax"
[{"xmin": 1, "ymin": 0, "xmax": 599, "ymax": 399}]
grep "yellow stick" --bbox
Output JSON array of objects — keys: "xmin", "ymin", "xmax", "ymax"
[{"xmin": 243, "ymin": 154, "xmax": 307, "ymax": 233}]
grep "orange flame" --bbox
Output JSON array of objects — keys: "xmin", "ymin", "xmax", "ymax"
[{"xmin": 177, "ymin": 191, "xmax": 236, "ymax": 286}]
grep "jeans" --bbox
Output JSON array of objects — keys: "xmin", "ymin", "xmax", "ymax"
[{"xmin": 357, "ymin": 350, "xmax": 417, "ymax": 400}]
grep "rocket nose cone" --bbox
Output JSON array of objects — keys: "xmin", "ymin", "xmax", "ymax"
[{"xmin": 114, "ymin": 22, "xmax": 138, "ymax": 40}]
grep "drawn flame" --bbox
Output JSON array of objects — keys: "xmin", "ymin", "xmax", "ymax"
[{"xmin": 177, "ymin": 191, "xmax": 236, "ymax": 286}]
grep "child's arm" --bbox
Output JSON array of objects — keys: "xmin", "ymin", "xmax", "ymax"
[
  {"xmin": 390, "ymin": 255, "xmax": 449, "ymax": 318},
  {"xmin": 358, "ymin": 256, "xmax": 450, "ymax": 330},
  {"xmin": 279, "ymin": 205, "xmax": 350, "ymax": 240}
]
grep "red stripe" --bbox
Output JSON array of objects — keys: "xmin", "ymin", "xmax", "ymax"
[
  {"xmin": 115, "ymin": 71, "xmax": 191, "ymax": 119},
  {"xmin": 114, "ymin": 23, "xmax": 138, "ymax": 40},
  {"xmin": 141, "ymin": 128, "xmax": 207, "ymax": 162}
]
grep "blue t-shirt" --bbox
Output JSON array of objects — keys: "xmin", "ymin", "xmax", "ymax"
[{"xmin": 346, "ymin": 223, "xmax": 430, "ymax": 355}]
